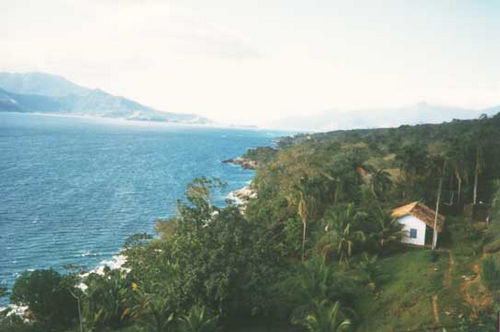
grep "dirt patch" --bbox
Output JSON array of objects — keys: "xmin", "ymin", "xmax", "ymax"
[
  {"xmin": 444, "ymin": 250, "xmax": 455, "ymax": 287},
  {"xmin": 432, "ymin": 294, "xmax": 440, "ymax": 325},
  {"xmin": 461, "ymin": 263, "xmax": 493, "ymax": 318}
]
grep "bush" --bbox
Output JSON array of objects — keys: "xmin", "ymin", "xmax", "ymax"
[
  {"xmin": 0, "ymin": 312, "xmax": 36, "ymax": 332},
  {"xmin": 483, "ymin": 239, "xmax": 500, "ymax": 254},
  {"xmin": 10, "ymin": 269, "xmax": 78, "ymax": 330},
  {"xmin": 427, "ymin": 250, "xmax": 440, "ymax": 263},
  {"xmin": 482, "ymin": 257, "xmax": 500, "ymax": 292}
]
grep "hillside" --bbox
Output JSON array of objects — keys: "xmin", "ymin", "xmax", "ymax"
[
  {"xmin": 2, "ymin": 113, "xmax": 500, "ymax": 331},
  {"xmin": 0, "ymin": 72, "xmax": 212, "ymax": 124}
]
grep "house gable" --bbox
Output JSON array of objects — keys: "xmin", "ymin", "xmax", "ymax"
[
  {"xmin": 391, "ymin": 201, "xmax": 445, "ymax": 232},
  {"xmin": 397, "ymin": 214, "xmax": 427, "ymax": 246}
]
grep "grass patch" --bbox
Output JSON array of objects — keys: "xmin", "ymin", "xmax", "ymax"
[{"xmin": 355, "ymin": 249, "xmax": 447, "ymax": 331}]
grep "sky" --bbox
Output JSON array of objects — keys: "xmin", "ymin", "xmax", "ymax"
[{"xmin": 2, "ymin": 0, "xmax": 500, "ymax": 126}]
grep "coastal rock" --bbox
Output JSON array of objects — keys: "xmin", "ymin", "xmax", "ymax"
[
  {"xmin": 231, "ymin": 186, "xmax": 257, "ymax": 202},
  {"xmin": 228, "ymin": 186, "xmax": 257, "ymax": 214},
  {"xmin": 222, "ymin": 157, "xmax": 258, "ymax": 170}
]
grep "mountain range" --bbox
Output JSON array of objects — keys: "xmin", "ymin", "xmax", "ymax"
[
  {"xmin": 0, "ymin": 72, "xmax": 211, "ymax": 124},
  {"xmin": 272, "ymin": 102, "xmax": 500, "ymax": 132},
  {"xmin": 2, "ymin": 72, "xmax": 500, "ymax": 131}
]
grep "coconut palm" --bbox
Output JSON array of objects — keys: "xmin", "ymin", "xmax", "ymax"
[
  {"xmin": 370, "ymin": 169, "xmax": 392, "ymax": 199},
  {"xmin": 292, "ymin": 299, "xmax": 351, "ymax": 332},
  {"xmin": 447, "ymin": 139, "xmax": 469, "ymax": 207},
  {"xmin": 287, "ymin": 176, "xmax": 318, "ymax": 261},
  {"xmin": 282, "ymin": 258, "xmax": 356, "ymax": 323},
  {"xmin": 131, "ymin": 287, "xmax": 175, "ymax": 332},
  {"xmin": 372, "ymin": 210, "xmax": 405, "ymax": 248},
  {"xmin": 129, "ymin": 262, "xmax": 180, "ymax": 332},
  {"xmin": 473, "ymin": 144, "xmax": 484, "ymax": 205},
  {"xmin": 321, "ymin": 204, "xmax": 366, "ymax": 265},
  {"xmin": 178, "ymin": 305, "xmax": 217, "ymax": 332}
]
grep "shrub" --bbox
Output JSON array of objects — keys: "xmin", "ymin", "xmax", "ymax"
[
  {"xmin": 178, "ymin": 305, "xmax": 217, "ymax": 332},
  {"xmin": 427, "ymin": 250, "xmax": 440, "ymax": 263},
  {"xmin": 482, "ymin": 257, "xmax": 500, "ymax": 292},
  {"xmin": 10, "ymin": 269, "xmax": 78, "ymax": 330},
  {"xmin": 483, "ymin": 239, "xmax": 500, "ymax": 254},
  {"xmin": 0, "ymin": 312, "xmax": 36, "ymax": 332}
]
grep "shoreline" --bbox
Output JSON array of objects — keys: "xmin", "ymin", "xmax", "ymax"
[
  {"xmin": 221, "ymin": 157, "xmax": 258, "ymax": 170},
  {"xmin": 228, "ymin": 185, "xmax": 257, "ymax": 213}
]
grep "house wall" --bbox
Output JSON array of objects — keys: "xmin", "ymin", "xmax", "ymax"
[{"xmin": 397, "ymin": 215, "xmax": 427, "ymax": 246}]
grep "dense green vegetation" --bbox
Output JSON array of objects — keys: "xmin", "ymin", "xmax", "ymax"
[{"xmin": 2, "ymin": 113, "xmax": 500, "ymax": 331}]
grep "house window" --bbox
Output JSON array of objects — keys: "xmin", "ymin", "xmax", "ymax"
[{"xmin": 410, "ymin": 228, "xmax": 417, "ymax": 239}]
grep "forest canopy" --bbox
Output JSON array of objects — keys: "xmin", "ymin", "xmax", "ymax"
[{"xmin": 2, "ymin": 113, "xmax": 500, "ymax": 331}]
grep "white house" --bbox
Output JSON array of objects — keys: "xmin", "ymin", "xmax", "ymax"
[{"xmin": 391, "ymin": 202, "xmax": 445, "ymax": 246}]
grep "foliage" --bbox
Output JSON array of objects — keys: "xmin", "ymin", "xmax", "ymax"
[
  {"xmin": 0, "ymin": 284, "xmax": 7, "ymax": 299},
  {"xmin": 0, "ymin": 312, "xmax": 36, "ymax": 332},
  {"xmin": 80, "ymin": 268, "xmax": 132, "ymax": 330},
  {"xmin": 292, "ymin": 300, "xmax": 351, "ymax": 332},
  {"xmin": 482, "ymin": 257, "xmax": 500, "ymax": 293},
  {"xmin": 178, "ymin": 305, "xmax": 218, "ymax": 332},
  {"xmin": 280, "ymin": 258, "xmax": 357, "ymax": 324},
  {"xmin": 6, "ymin": 113, "xmax": 500, "ymax": 331},
  {"xmin": 318, "ymin": 204, "xmax": 366, "ymax": 265},
  {"xmin": 10, "ymin": 269, "xmax": 78, "ymax": 330},
  {"xmin": 242, "ymin": 146, "xmax": 278, "ymax": 166}
]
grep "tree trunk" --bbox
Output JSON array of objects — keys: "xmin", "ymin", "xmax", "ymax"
[
  {"xmin": 447, "ymin": 172, "xmax": 454, "ymax": 205},
  {"xmin": 301, "ymin": 219, "xmax": 307, "ymax": 261},
  {"xmin": 473, "ymin": 147, "xmax": 481, "ymax": 205},
  {"xmin": 432, "ymin": 162, "xmax": 445, "ymax": 250},
  {"xmin": 473, "ymin": 170, "xmax": 479, "ymax": 205}
]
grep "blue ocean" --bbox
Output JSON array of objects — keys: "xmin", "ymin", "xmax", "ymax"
[{"xmin": 0, "ymin": 113, "xmax": 283, "ymax": 304}]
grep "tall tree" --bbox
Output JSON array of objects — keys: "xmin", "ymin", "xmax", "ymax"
[
  {"xmin": 473, "ymin": 144, "xmax": 484, "ymax": 205},
  {"xmin": 321, "ymin": 204, "xmax": 366, "ymax": 265},
  {"xmin": 427, "ymin": 142, "xmax": 448, "ymax": 250},
  {"xmin": 287, "ymin": 177, "xmax": 317, "ymax": 261}
]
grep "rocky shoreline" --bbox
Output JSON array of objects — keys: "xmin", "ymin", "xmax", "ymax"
[
  {"xmin": 221, "ymin": 157, "xmax": 258, "ymax": 170},
  {"xmin": 228, "ymin": 186, "xmax": 257, "ymax": 214}
]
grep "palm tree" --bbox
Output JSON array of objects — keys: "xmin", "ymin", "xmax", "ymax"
[
  {"xmin": 282, "ymin": 258, "xmax": 356, "ymax": 322},
  {"xmin": 322, "ymin": 204, "xmax": 366, "ymax": 265},
  {"xmin": 80, "ymin": 268, "xmax": 129, "ymax": 331},
  {"xmin": 473, "ymin": 144, "xmax": 484, "ymax": 205},
  {"xmin": 427, "ymin": 150, "xmax": 447, "ymax": 250},
  {"xmin": 471, "ymin": 116, "xmax": 491, "ymax": 205},
  {"xmin": 372, "ymin": 214, "xmax": 405, "ymax": 248},
  {"xmin": 130, "ymin": 262, "xmax": 180, "ymax": 332},
  {"xmin": 132, "ymin": 287, "xmax": 176, "ymax": 332},
  {"xmin": 453, "ymin": 153, "xmax": 466, "ymax": 206},
  {"xmin": 293, "ymin": 300, "xmax": 351, "ymax": 332},
  {"xmin": 287, "ymin": 176, "xmax": 317, "ymax": 261},
  {"xmin": 370, "ymin": 169, "xmax": 392, "ymax": 200},
  {"xmin": 178, "ymin": 305, "xmax": 217, "ymax": 332},
  {"xmin": 491, "ymin": 180, "xmax": 500, "ymax": 222}
]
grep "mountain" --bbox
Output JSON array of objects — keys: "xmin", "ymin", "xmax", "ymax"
[
  {"xmin": 272, "ymin": 102, "xmax": 498, "ymax": 132},
  {"xmin": 0, "ymin": 72, "xmax": 212, "ymax": 124},
  {"xmin": 0, "ymin": 72, "xmax": 88, "ymax": 97},
  {"xmin": 0, "ymin": 88, "xmax": 63, "ymax": 113}
]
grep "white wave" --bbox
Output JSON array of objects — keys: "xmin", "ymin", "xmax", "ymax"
[
  {"xmin": 0, "ymin": 304, "xmax": 29, "ymax": 320},
  {"xmin": 78, "ymin": 250, "xmax": 100, "ymax": 257},
  {"xmin": 226, "ymin": 191, "xmax": 244, "ymax": 205},
  {"xmin": 80, "ymin": 254, "xmax": 129, "ymax": 278}
]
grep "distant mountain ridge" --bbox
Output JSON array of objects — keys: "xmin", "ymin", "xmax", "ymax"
[
  {"xmin": 0, "ymin": 72, "xmax": 212, "ymax": 124},
  {"xmin": 272, "ymin": 102, "xmax": 500, "ymax": 132}
]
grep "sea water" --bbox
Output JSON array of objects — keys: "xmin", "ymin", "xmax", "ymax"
[{"xmin": 0, "ymin": 112, "xmax": 283, "ymax": 304}]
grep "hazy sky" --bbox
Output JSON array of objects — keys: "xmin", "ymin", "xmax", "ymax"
[{"xmin": 2, "ymin": 0, "xmax": 500, "ymax": 125}]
